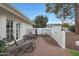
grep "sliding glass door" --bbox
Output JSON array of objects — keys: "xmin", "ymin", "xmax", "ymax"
[
  {"xmin": 6, "ymin": 19, "xmax": 20, "ymax": 42},
  {"xmin": 6, "ymin": 20, "xmax": 13, "ymax": 43}
]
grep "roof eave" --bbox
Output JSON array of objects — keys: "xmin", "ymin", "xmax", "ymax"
[{"xmin": 0, "ymin": 3, "xmax": 35, "ymax": 25}]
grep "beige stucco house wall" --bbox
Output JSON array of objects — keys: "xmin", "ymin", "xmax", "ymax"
[{"xmin": 0, "ymin": 4, "xmax": 35, "ymax": 44}]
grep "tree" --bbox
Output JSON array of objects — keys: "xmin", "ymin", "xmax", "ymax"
[
  {"xmin": 68, "ymin": 25, "xmax": 75, "ymax": 32},
  {"xmin": 34, "ymin": 15, "xmax": 48, "ymax": 28},
  {"xmin": 62, "ymin": 23, "xmax": 69, "ymax": 28},
  {"xmin": 74, "ymin": 4, "xmax": 79, "ymax": 34},
  {"xmin": 45, "ymin": 3, "xmax": 74, "ymax": 30},
  {"xmin": 45, "ymin": 3, "xmax": 79, "ymax": 34}
]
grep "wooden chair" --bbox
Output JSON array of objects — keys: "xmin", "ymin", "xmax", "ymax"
[
  {"xmin": 3, "ymin": 35, "xmax": 36, "ymax": 55},
  {"xmin": 22, "ymin": 34, "xmax": 36, "ymax": 51}
]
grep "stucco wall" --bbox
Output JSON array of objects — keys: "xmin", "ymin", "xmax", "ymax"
[
  {"xmin": 0, "ymin": 8, "xmax": 33, "ymax": 42},
  {"xmin": 6, "ymin": 12, "xmax": 33, "ymax": 41},
  {"xmin": 0, "ymin": 15, "xmax": 6, "ymax": 39}
]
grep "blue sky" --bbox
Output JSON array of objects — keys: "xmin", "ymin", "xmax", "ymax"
[{"xmin": 11, "ymin": 3, "xmax": 63, "ymax": 24}]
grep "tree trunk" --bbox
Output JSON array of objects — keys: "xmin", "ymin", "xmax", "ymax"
[{"xmin": 74, "ymin": 3, "xmax": 79, "ymax": 34}]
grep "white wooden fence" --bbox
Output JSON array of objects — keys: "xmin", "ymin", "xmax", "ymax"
[
  {"xmin": 26, "ymin": 28, "xmax": 65, "ymax": 49},
  {"xmin": 51, "ymin": 31, "xmax": 65, "ymax": 49}
]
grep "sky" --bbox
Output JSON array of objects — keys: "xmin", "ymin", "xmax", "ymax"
[{"xmin": 11, "ymin": 3, "xmax": 69, "ymax": 24}]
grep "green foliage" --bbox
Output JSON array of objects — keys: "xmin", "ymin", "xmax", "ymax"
[
  {"xmin": 33, "ymin": 15, "xmax": 48, "ymax": 28},
  {"xmin": 68, "ymin": 25, "xmax": 75, "ymax": 32},
  {"xmin": 68, "ymin": 49, "xmax": 79, "ymax": 56},
  {"xmin": 0, "ymin": 40, "xmax": 6, "ymax": 53},
  {"xmin": 45, "ymin": 3, "xmax": 74, "ymax": 22},
  {"xmin": 62, "ymin": 23, "xmax": 69, "ymax": 28}
]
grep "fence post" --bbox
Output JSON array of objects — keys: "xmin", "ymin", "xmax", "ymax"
[
  {"xmin": 35, "ymin": 28, "xmax": 37, "ymax": 38},
  {"xmin": 62, "ymin": 31, "xmax": 65, "ymax": 49}
]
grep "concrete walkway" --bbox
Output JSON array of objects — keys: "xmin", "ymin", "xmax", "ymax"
[{"xmin": 17, "ymin": 36, "xmax": 70, "ymax": 56}]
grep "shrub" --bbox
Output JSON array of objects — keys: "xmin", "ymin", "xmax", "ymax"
[
  {"xmin": 62, "ymin": 23, "xmax": 69, "ymax": 28},
  {"xmin": 0, "ymin": 40, "xmax": 6, "ymax": 53},
  {"xmin": 68, "ymin": 25, "xmax": 75, "ymax": 32}
]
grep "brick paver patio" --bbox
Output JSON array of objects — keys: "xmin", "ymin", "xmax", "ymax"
[{"xmin": 15, "ymin": 36, "xmax": 70, "ymax": 56}]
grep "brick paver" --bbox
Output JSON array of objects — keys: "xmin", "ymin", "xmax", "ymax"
[{"xmin": 16, "ymin": 36, "xmax": 70, "ymax": 56}]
